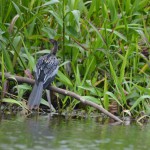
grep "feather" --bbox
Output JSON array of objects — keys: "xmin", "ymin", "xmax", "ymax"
[
  {"xmin": 27, "ymin": 39, "xmax": 59, "ymax": 110},
  {"xmin": 28, "ymin": 82, "xmax": 43, "ymax": 109}
]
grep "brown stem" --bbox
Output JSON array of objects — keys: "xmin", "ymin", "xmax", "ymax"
[{"xmin": 0, "ymin": 72, "xmax": 123, "ymax": 123}]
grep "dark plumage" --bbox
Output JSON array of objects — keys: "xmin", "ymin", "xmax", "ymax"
[{"xmin": 28, "ymin": 39, "xmax": 59, "ymax": 109}]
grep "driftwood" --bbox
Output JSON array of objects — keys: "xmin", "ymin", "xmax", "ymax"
[{"xmin": 0, "ymin": 72, "xmax": 123, "ymax": 122}]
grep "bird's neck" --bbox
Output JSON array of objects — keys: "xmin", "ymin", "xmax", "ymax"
[{"xmin": 51, "ymin": 42, "xmax": 58, "ymax": 55}]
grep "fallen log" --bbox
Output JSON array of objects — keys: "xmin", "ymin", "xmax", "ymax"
[{"xmin": 0, "ymin": 72, "xmax": 123, "ymax": 123}]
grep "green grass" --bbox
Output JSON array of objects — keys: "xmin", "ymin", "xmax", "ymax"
[{"xmin": 0, "ymin": 0, "xmax": 150, "ymax": 119}]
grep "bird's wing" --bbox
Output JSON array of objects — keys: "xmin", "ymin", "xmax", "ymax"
[
  {"xmin": 34, "ymin": 54, "xmax": 49, "ymax": 81},
  {"xmin": 34, "ymin": 54, "xmax": 58, "ymax": 87},
  {"xmin": 43, "ymin": 57, "xmax": 59, "ymax": 85}
]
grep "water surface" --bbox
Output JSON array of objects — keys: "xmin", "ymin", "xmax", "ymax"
[{"xmin": 0, "ymin": 114, "xmax": 150, "ymax": 150}]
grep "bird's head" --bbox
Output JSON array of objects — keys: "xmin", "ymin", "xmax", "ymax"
[
  {"xmin": 50, "ymin": 39, "xmax": 57, "ymax": 45},
  {"xmin": 49, "ymin": 39, "xmax": 58, "ymax": 55}
]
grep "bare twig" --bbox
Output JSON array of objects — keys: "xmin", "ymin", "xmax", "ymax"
[{"xmin": 0, "ymin": 72, "xmax": 123, "ymax": 122}]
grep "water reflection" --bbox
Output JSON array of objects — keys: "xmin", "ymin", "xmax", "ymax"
[{"xmin": 0, "ymin": 114, "xmax": 150, "ymax": 150}]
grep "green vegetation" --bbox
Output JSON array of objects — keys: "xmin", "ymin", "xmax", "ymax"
[{"xmin": 0, "ymin": 0, "xmax": 150, "ymax": 119}]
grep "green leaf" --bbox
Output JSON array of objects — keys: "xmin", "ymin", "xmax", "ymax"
[
  {"xmin": 78, "ymin": 86, "xmax": 102, "ymax": 97},
  {"xmin": 42, "ymin": 27, "xmax": 56, "ymax": 38},
  {"xmin": 130, "ymin": 95, "xmax": 150, "ymax": 110},
  {"xmin": 82, "ymin": 96, "xmax": 100, "ymax": 104},
  {"xmin": 17, "ymin": 84, "xmax": 31, "ymax": 90},
  {"xmin": 1, "ymin": 52, "xmax": 5, "ymax": 98},
  {"xmin": 49, "ymin": 10, "xmax": 63, "ymax": 27},
  {"xmin": 108, "ymin": 0, "xmax": 117, "ymax": 22},
  {"xmin": 104, "ymin": 73, "xmax": 109, "ymax": 109},
  {"xmin": 41, "ymin": 98, "xmax": 50, "ymax": 107},
  {"xmin": 87, "ymin": 19, "xmax": 105, "ymax": 45},
  {"xmin": 119, "ymin": 48, "xmax": 129, "ymax": 82},
  {"xmin": 42, "ymin": 0, "xmax": 59, "ymax": 7},
  {"xmin": 12, "ymin": 36, "xmax": 22, "ymax": 67},
  {"xmin": 73, "ymin": 64, "xmax": 81, "ymax": 86},
  {"xmin": 59, "ymin": 61, "xmax": 71, "ymax": 67},
  {"xmin": 106, "ymin": 91, "xmax": 123, "ymax": 107},
  {"xmin": 2, "ymin": 98, "xmax": 24, "ymax": 107},
  {"xmin": 71, "ymin": 10, "xmax": 80, "ymax": 30},
  {"xmin": 66, "ymin": 26, "xmax": 78, "ymax": 38},
  {"xmin": 3, "ymin": 49, "xmax": 14, "ymax": 73},
  {"xmin": 57, "ymin": 70, "xmax": 73, "ymax": 88},
  {"xmin": 21, "ymin": 38, "xmax": 35, "ymax": 70},
  {"xmin": 82, "ymin": 56, "xmax": 95, "ymax": 85},
  {"xmin": 101, "ymin": 28, "xmax": 127, "ymax": 42},
  {"xmin": 109, "ymin": 60, "xmax": 126, "ymax": 104},
  {"xmin": 12, "ymin": 1, "xmax": 23, "ymax": 21}
]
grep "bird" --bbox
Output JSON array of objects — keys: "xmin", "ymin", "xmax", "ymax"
[{"xmin": 27, "ymin": 39, "xmax": 59, "ymax": 110}]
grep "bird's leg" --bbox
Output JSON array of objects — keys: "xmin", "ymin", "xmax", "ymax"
[
  {"xmin": 46, "ymin": 89, "xmax": 51, "ymax": 110},
  {"xmin": 46, "ymin": 90, "xmax": 56, "ymax": 112}
]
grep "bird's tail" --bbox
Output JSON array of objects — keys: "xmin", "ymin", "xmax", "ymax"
[{"xmin": 28, "ymin": 82, "xmax": 43, "ymax": 109}]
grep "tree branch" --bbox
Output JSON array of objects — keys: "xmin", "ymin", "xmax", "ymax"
[{"xmin": 0, "ymin": 72, "xmax": 123, "ymax": 123}]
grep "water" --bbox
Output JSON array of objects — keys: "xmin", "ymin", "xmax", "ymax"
[{"xmin": 0, "ymin": 114, "xmax": 150, "ymax": 150}]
